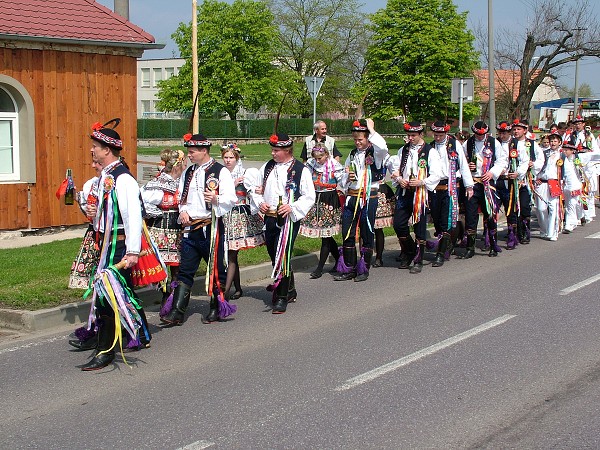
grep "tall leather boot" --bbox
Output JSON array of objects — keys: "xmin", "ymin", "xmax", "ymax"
[
  {"xmin": 161, "ymin": 282, "xmax": 191, "ymax": 326},
  {"xmin": 204, "ymin": 292, "xmax": 219, "ymax": 323},
  {"xmin": 489, "ymin": 228, "xmax": 499, "ymax": 257},
  {"xmin": 520, "ymin": 217, "xmax": 531, "ymax": 244},
  {"xmin": 287, "ymin": 272, "xmax": 297, "ymax": 303},
  {"xmin": 397, "ymin": 236, "xmax": 416, "ymax": 269},
  {"xmin": 460, "ymin": 232, "xmax": 476, "ymax": 259},
  {"xmin": 272, "ymin": 276, "xmax": 290, "ymax": 314},
  {"xmin": 410, "ymin": 241, "xmax": 426, "ymax": 274},
  {"xmin": 333, "ymin": 246, "xmax": 357, "ymax": 281},
  {"xmin": 482, "ymin": 221, "xmax": 490, "ymax": 251},
  {"xmin": 506, "ymin": 224, "xmax": 518, "ymax": 250},
  {"xmin": 432, "ymin": 233, "xmax": 450, "ymax": 267},
  {"xmin": 355, "ymin": 248, "xmax": 373, "ymax": 282},
  {"xmin": 81, "ymin": 316, "xmax": 115, "ymax": 371}
]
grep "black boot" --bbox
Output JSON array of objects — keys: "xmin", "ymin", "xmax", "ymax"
[
  {"xmin": 489, "ymin": 228, "xmax": 499, "ymax": 257},
  {"xmin": 287, "ymin": 273, "xmax": 297, "ymax": 303},
  {"xmin": 272, "ymin": 276, "xmax": 290, "ymax": 314},
  {"xmin": 81, "ymin": 316, "xmax": 115, "ymax": 371},
  {"xmin": 398, "ymin": 236, "xmax": 416, "ymax": 269},
  {"xmin": 432, "ymin": 233, "xmax": 450, "ymax": 267},
  {"xmin": 460, "ymin": 232, "xmax": 476, "ymax": 259},
  {"xmin": 68, "ymin": 335, "xmax": 97, "ymax": 351},
  {"xmin": 355, "ymin": 248, "xmax": 373, "ymax": 282},
  {"xmin": 161, "ymin": 283, "xmax": 191, "ymax": 326},
  {"xmin": 204, "ymin": 293, "xmax": 219, "ymax": 323},
  {"xmin": 333, "ymin": 246, "xmax": 357, "ymax": 281},
  {"xmin": 409, "ymin": 242, "xmax": 425, "ymax": 274},
  {"xmin": 520, "ymin": 217, "xmax": 531, "ymax": 244}
]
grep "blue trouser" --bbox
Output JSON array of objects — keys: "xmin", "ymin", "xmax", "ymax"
[{"xmin": 178, "ymin": 221, "xmax": 226, "ymax": 290}]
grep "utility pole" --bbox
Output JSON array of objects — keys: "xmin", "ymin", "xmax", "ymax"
[
  {"xmin": 488, "ymin": 0, "xmax": 496, "ymax": 128},
  {"xmin": 192, "ymin": 0, "xmax": 199, "ymax": 133}
]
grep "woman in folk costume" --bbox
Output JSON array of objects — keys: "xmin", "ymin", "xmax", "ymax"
[
  {"xmin": 220, "ymin": 143, "xmax": 265, "ymax": 299},
  {"xmin": 81, "ymin": 119, "xmax": 153, "ymax": 371},
  {"xmin": 533, "ymin": 133, "xmax": 579, "ymax": 241},
  {"xmin": 160, "ymin": 133, "xmax": 237, "ymax": 326},
  {"xmin": 69, "ymin": 157, "xmax": 102, "ymax": 290},
  {"xmin": 562, "ymin": 143, "xmax": 583, "ymax": 233},
  {"xmin": 299, "ymin": 143, "xmax": 344, "ymax": 278},
  {"xmin": 390, "ymin": 121, "xmax": 442, "ymax": 274},
  {"xmin": 141, "ymin": 148, "xmax": 186, "ymax": 310},
  {"xmin": 334, "ymin": 118, "xmax": 389, "ymax": 282},
  {"xmin": 67, "ymin": 156, "xmax": 102, "ymax": 352},
  {"xmin": 247, "ymin": 133, "xmax": 315, "ymax": 314}
]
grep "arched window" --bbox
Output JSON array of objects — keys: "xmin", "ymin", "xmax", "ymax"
[{"xmin": 0, "ymin": 76, "xmax": 35, "ymax": 184}]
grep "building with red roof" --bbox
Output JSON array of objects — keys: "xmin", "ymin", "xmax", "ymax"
[{"xmin": 0, "ymin": 0, "xmax": 163, "ymax": 230}]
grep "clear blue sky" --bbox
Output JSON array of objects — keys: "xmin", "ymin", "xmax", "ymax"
[{"xmin": 97, "ymin": 0, "xmax": 600, "ymax": 96}]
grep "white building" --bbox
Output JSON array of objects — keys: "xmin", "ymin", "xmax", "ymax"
[{"xmin": 137, "ymin": 58, "xmax": 185, "ymax": 118}]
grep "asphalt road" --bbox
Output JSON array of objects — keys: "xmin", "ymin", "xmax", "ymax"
[{"xmin": 1, "ymin": 219, "xmax": 600, "ymax": 449}]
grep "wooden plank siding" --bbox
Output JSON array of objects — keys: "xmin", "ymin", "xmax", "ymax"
[{"xmin": 0, "ymin": 47, "xmax": 138, "ymax": 230}]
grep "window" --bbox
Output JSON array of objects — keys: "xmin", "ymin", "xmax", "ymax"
[
  {"xmin": 0, "ymin": 87, "xmax": 19, "ymax": 181},
  {"xmin": 140, "ymin": 68, "xmax": 150, "ymax": 87},
  {"xmin": 165, "ymin": 67, "xmax": 174, "ymax": 79},
  {"xmin": 153, "ymin": 68, "xmax": 162, "ymax": 87},
  {"xmin": 141, "ymin": 100, "xmax": 151, "ymax": 114}
]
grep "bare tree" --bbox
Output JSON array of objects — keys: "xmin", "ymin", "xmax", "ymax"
[{"xmin": 475, "ymin": 0, "xmax": 600, "ymax": 120}]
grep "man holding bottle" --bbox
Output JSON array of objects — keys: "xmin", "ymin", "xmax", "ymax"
[{"xmin": 249, "ymin": 133, "xmax": 315, "ymax": 314}]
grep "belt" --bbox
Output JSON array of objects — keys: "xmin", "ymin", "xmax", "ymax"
[
  {"xmin": 473, "ymin": 177, "xmax": 482, "ymax": 184},
  {"xmin": 189, "ymin": 218, "xmax": 212, "ymax": 231},
  {"xmin": 435, "ymin": 184, "xmax": 448, "ymax": 191},
  {"xmin": 539, "ymin": 179, "xmax": 549, "ymax": 183},
  {"xmin": 348, "ymin": 188, "xmax": 378, "ymax": 198},
  {"xmin": 99, "ymin": 233, "xmax": 125, "ymax": 241},
  {"xmin": 264, "ymin": 210, "xmax": 278, "ymax": 218}
]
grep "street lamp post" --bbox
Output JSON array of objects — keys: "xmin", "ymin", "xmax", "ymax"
[{"xmin": 488, "ymin": 0, "xmax": 496, "ymax": 128}]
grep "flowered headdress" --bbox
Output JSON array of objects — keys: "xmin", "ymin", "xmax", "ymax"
[
  {"xmin": 430, "ymin": 120, "xmax": 450, "ymax": 133},
  {"xmin": 90, "ymin": 118, "xmax": 123, "ymax": 150}
]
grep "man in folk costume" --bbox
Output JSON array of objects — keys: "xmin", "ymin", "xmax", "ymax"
[
  {"xmin": 509, "ymin": 119, "xmax": 541, "ymax": 245},
  {"xmin": 161, "ymin": 133, "xmax": 237, "ymax": 326},
  {"xmin": 82, "ymin": 119, "xmax": 152, "ymax": 371},
  {"xmin": 248, "ymin": 133, "xmax": 315, "ymax": 314},
  {"xmin": 533, "ymin": 133, "xmax": 579, "ymax": 241},
  {"xmin": 461, "ymin": 121, "xmax": 507, "ymax": 258},
  {"xmin": 568, "ymin": 115, "xmax": 599, "ymax": 224},
  {"xmin": 300, "ymin": 120, "xmax": 342, "ymax": 163},
  {"xmin": 428, "ymin": 121, "xmax": 474, "ymax": 267},
  {"xmin": 390, "ymin": 121, "xmax": 442, "ymax": 274},
  {"xmin": 334, "ymin": 118, "xmax": 389, "ymax": 281}
]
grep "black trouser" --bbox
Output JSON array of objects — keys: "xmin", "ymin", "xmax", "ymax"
[
  {"xmin": 393, "ymin": 188, "xmax": 427, "ymax": 241},
  {"xmin": 265, "ymin": 216, "xmax": 300, "ymax": 298},
  {"xmin": 465, "ymin": 183, "xmax": 496, "ymax": 233},
  {"xmin": 429, "ymin": 187, "xmax": 450, "ymax": 235},
  {"xmin": 496, "ymin": 180, "xmax": 531, "ymax": 225},
  {"xmin": 341, "ymin": 194, "xmax": 377, "ymax": 248}
]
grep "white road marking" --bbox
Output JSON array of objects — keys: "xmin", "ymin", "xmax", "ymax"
[
  {"xmin": 178, "ymin": 441, "xmax": 215, "ymax": 450},
  {"xmin": 335, "ymin": 314, "xmax": 516, "ymax": 392},
  {"xmin": 559, "ymin": 273, "xmax": 600, "ymax": 295},
  {"xmin": 0, "ymin": 334, "xmax": 70, "ymax": 355},
  {"xmin": 585, "ymin": 231, "xmax": 600, "ymax": 239}
]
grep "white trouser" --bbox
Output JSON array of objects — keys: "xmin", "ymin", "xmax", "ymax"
[
  {"xmin": 564, "ymin": 190, "xmax": 580, "ymax": 231},
  {"xmin": 535, "ymin": 183, "xmax": 560, "ymax": 239}
]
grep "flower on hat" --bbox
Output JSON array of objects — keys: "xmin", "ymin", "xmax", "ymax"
[
  {"xmin": 403, "ymin": 123, "xmax": 411, "ymax": 131},
  {"xmin": 353, "ymin": 120, "xmax": 361, "ymax": 127},
  {"xmin": 91, "ymin": 122, "xmax": 103, "ymax": 132},
  {"xmin": 499, "ymin": 123, "xmax": 508, "ymax": 130},
  {"xmin": 269, "ymin": 134, "xmax": 279, "ymax": 145},
  {"xmin": 183, "ymin": 133, "xmax": 192, "ymax": 142}
]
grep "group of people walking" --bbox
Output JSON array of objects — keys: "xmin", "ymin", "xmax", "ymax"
[{"xmin": 67, "ymin": 115, "xmax": 599, "ymax": 371}]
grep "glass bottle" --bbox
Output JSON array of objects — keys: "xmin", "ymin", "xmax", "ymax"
[{"xmin": 64, "ymin": 169, "xmax": 75, "ymax": 205}]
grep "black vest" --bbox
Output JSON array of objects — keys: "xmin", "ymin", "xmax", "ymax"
[
  {"xmin": 399, "ymin": 142, "xmax": 433, "ymax": 177},
  {"xmin": 466, "ymin": 136, "xmax": 497, "ymax": 163},
  {"xmin": 349, "ymin": 145, "xmax": 386, "ymax": 182},
  {"xmin": 262, "ymin": 158, "xmax": 305, "ymax": 201},
  {"xmin": 509, "ymin": 137, "xmax": 536, "ymax": 162}
]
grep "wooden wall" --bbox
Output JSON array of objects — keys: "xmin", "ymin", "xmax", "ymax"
[{"xmin": 0, "ymin": 47, "xmax": 138, "ymax": 230}]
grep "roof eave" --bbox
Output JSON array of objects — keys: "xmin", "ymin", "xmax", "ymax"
[{"xmin": 0, "ymin": 33, "xmax": 165, "ymax": 50}]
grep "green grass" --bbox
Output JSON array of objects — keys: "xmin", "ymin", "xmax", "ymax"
[{"xmin": 138, "ymin": 138, "xmax": 408, "ymax": 162}]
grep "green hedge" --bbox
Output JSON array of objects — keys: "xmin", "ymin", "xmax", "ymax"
[{"xmin": 137, "ymin": 118, "xmax": 404, "ymax": 139}]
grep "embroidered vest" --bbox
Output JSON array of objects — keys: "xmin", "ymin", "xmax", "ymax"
[
  {"xmin": 349, "ymin": 145, "xmax": 385, "ymax": 182},
  {"xmin": 262, "ymin": 159, "xmax": 305, "ymax": 201}
]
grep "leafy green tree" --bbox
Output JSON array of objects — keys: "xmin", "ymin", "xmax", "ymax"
[
  {"xmin": 156, "ymin": 0, "xmax": 283, "ymax": 120},
  {"xmin": 361, "ymin": 0, "xmax": 479, "ymax": 121},
  {"xmin": 271, "ymin": 0, "xmax": 369, "ymax": 117}
]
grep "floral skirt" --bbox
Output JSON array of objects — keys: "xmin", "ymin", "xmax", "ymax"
[
  {"xmin": 68, "ymin": 225, "xmax": 99, "ymax": 289},
  {"xmin": 224, "ymin": 205, "xmax": 266, "ymax": 251},
  {"xmin": 300, "ymin": 190, "xmax": 342, "ymax": 238},
  {"xmin": 146, "ymin": 211, "xmax": 182, "ymax": 265},
  {"xmin": 375, "ymin": 183, "xmax": 395, "ymax": 229}
]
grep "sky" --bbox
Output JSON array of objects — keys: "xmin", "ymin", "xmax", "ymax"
[{"xmin": 97, "ymin": 0, "xmax": 600, "ymax": 97}]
